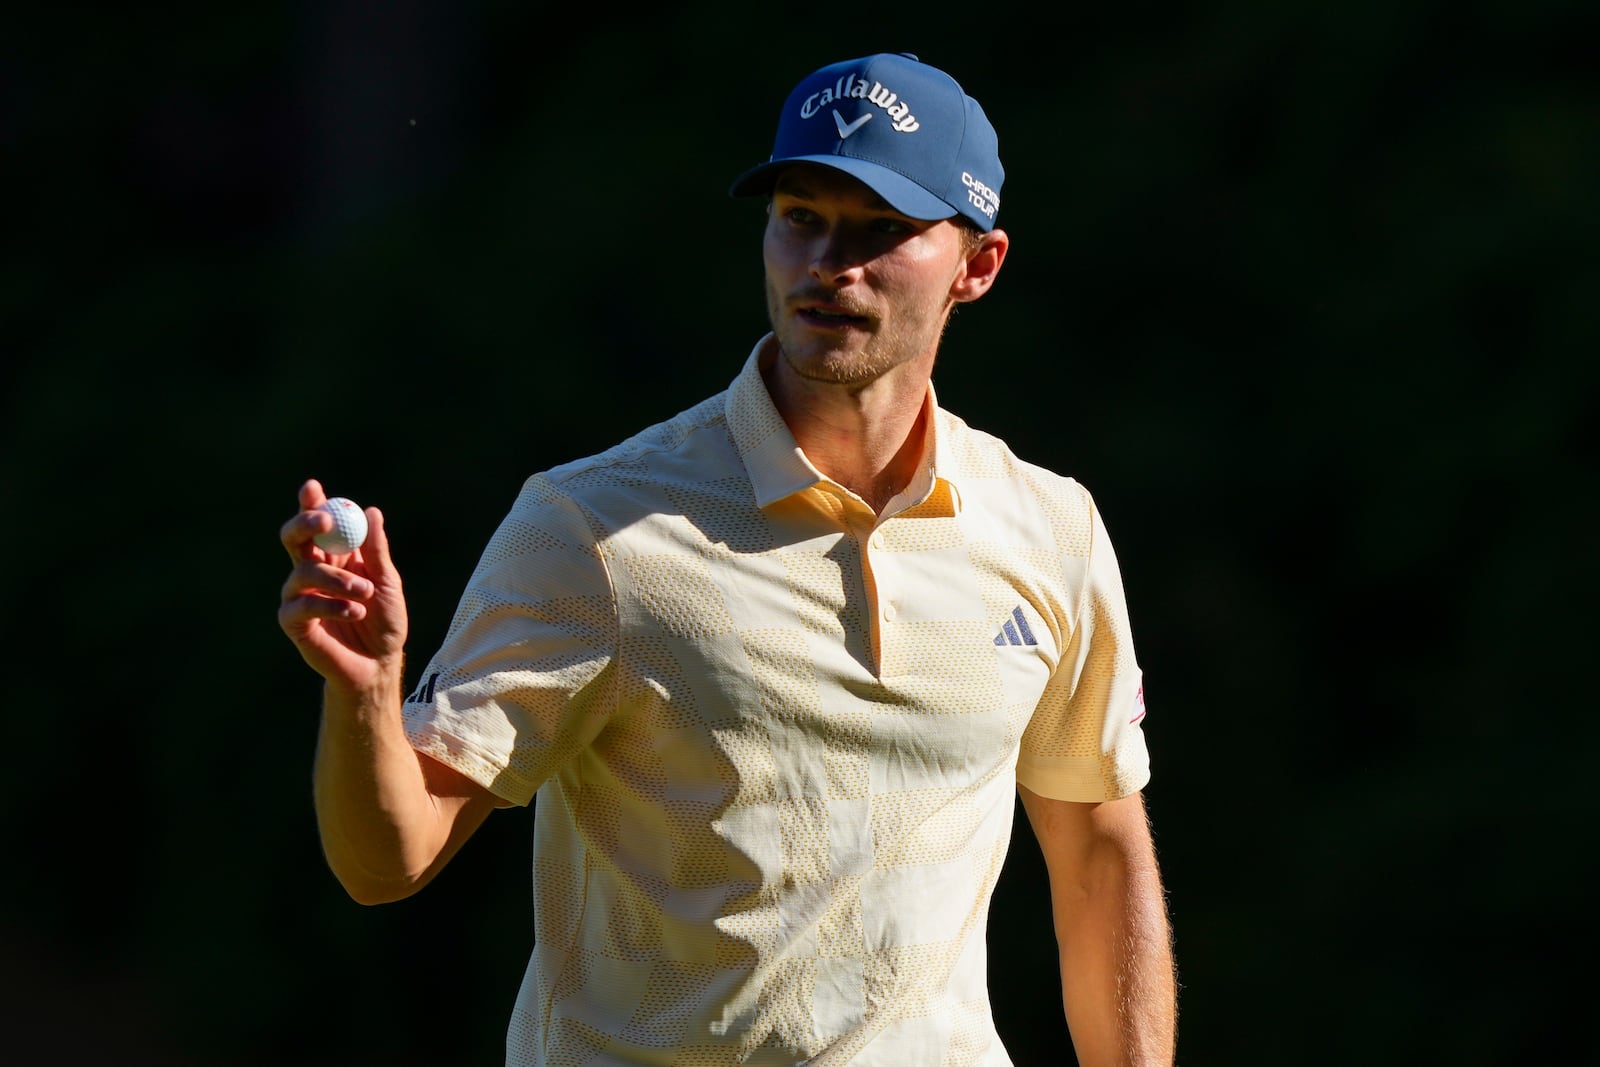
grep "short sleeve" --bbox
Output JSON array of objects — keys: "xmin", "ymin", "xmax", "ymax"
[
  {"xmin": 402, "ymin": 475, "xmax": 620, "ymax": 806},
  {"xmin": 1015, "ymin": 497, "xmax": 1151, "ymax": 802}
]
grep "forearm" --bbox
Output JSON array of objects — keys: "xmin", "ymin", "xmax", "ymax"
[
  {"xmin": 1056, "ymin": 854, "xmax": 1176, "ymax": 1066},
  {"xmin": 312, "ymin": 662, "xmax": 451, "ymax": 904}
]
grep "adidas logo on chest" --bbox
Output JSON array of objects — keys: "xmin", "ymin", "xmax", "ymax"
[{"xmin": 993, "ymin": 605, "xmax": 1038, "ymax": 648}]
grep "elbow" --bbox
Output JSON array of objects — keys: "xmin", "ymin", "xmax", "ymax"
[
  {"xmin": 324, "ymin": 848, "xmax": 433, "ymax": 906},
  {"xmin": 344, "ymin": 882, "xmax": 406, "ymax": 907}
]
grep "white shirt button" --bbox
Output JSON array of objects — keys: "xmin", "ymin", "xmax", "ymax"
[{"xmin": 882, "ymin": 603, "xmax": 897, "ymax": 622}]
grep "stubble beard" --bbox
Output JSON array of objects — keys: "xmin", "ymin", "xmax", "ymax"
[{"xmin": 765, "ymin": 278, "xmax": 953, "ymax": 386}]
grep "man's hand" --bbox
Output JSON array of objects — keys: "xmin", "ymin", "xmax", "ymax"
[{"xmin": 278, "ymin": 477, "xmax": 408, "ymax": 690}]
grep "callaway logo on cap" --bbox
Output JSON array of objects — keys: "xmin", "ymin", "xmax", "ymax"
[{"xmin": 729, "ymin": 52, "xmax": 1004, "ymax": 231}]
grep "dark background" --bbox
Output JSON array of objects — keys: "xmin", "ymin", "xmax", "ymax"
[{"xmin": 5, "ymin": 2, "xmax": 1594, "ymax": 1064}]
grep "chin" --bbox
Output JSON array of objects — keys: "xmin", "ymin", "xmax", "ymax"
[{"xmin": 786, "ymin": 347, "xmax": 891, "ymax": 386}]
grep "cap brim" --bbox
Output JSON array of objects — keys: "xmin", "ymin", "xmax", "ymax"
[{"xmin": 729, "ymin": 156, "xmax": 958, "ymax": 222}]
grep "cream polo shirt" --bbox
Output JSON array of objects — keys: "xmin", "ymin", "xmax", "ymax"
[{"xmin": 403, "ymin": 336, "xmax": 1151, "ymax": 1067}]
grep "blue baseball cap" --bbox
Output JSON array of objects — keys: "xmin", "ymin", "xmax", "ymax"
[{"xmin": 730, "ymin": 52, "xmax": 1004, "ymax": 231}]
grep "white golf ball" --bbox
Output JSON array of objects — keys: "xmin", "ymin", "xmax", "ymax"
[{"xmin": 314, "ymin": 497, "xmax": 369, "ymax": 554}]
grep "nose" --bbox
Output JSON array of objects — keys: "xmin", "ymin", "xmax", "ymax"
[{"xmin": 809, "ymin": 228, "xmax": 866, "ymax": 286}]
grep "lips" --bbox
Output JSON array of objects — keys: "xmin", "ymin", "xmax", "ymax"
[{"xmin": 796, "ymin": 302, "xmax": 870, "ymax": 328}]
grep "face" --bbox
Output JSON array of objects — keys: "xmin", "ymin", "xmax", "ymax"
[{"xmin": 762, "ymin": 165, "xmax": 990, "ymax": 387}]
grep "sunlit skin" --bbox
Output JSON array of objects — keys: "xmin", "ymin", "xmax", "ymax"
[{"xmin": 759, "ymin": 164, "xmax": 1008, "ymax": 511}]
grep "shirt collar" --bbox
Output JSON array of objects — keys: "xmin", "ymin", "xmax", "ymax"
[{"xmin": 725, "ymin": 334, "xmax": 963, "ymax": 516}]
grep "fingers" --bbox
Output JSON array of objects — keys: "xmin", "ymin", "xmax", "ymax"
[
  {"xmin": 280, "ymin": 559, "xmax": 376, "ymax": 622},
  {"xmin": 356, "ymin": 505, "xmax": 393, "ymax": 577},
  {"xmin": 282, "ymin": 479, "xmax": 335, "ymax": 562},
  {"xmin": 278, "ymin": 487, "xmax": 402, "ymax": 614},
  {"xmin": 278, "ymin": 480, "xmax": 409, "ymax": 686},
  {"xmin": 281, "ymin": 510, "xmax": 326, "ymax": 561},
  {"xmin": 282, "ymin": 480, "xmax": 381, "ymax": 569},
  {"xmin": 278, "ymin": 555, "xmax": 384, "ymax": 682},
  {"xmin": 298, "ymin": 478, "xmax": 328, "ymax": 511}
]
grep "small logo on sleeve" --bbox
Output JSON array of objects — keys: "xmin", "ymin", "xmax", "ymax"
[
  {"xmin": 1130, "ymin": 684, "xmax": 1146, "ymax": 724},
  {"xmin": 405, "ymin": 671, "xmax": 440, "ymax": 705}
]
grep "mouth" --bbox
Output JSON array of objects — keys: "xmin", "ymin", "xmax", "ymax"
[{"xmin": 795, "ymin": 301, "xmax": 871, "ymax": 330}]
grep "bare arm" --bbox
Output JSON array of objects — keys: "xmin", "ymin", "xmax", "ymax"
[
  {"xmin": 1018, "ymin": 786, "xmax": 1177, "ymax": 1067},
  {"xmin": 279, "ymin": 479, "xmax": 498, "ymax": 905},
  {"xmin": 310, "ymin": 662, "xmax": 498, "ymax": 904}
]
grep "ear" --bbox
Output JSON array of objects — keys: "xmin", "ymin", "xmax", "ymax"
[{"xmin": 951, "ymin": 227, "xmax": 1009, "ymax": 304}]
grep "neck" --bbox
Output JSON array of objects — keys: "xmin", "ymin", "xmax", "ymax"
[{"xmin": 762, "ymin": 342, "xmax": 934, "ymax": 514}]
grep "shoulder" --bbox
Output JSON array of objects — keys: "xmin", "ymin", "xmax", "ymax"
[
  {"xmin": 508, "ymin": 390, "xmax": 744, "ymax": 535},
  {"xmin": 936, "ymin": 407, "xmax": 1095, "ymax": 513},
  {"xmin": 546, "ymin": 391, "xmax": 731, "ymax": 484}
]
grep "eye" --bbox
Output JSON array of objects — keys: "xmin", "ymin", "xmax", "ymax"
[
  {"xmin": 780, "ymin": 205, "xmax": 821, "ymax": 227},
  {"xmin": 872, "ymin": 216, "xmax": 915, "ymax": 235}
]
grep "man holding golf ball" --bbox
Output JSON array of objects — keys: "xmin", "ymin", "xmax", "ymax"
[{"xmin": 279, "ymin": 52, "xmax": 1176, "ymax": 1067}]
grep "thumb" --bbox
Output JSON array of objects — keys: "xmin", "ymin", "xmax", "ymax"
[{"xmin": 355, "ymin": 506, "xmax": 400, "ymax": 584}]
